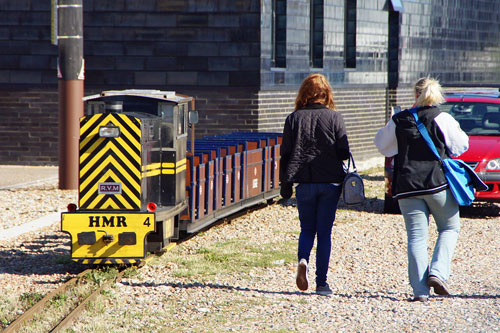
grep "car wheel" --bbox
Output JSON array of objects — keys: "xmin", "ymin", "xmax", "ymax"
[{"xmin": 383, "ymin": 194, "xmax": 401, "ymax": 214}]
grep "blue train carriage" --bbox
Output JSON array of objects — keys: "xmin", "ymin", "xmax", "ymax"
[{"xmin": 61, "ymin": 89, "xmax": 197, "ymax": 265}]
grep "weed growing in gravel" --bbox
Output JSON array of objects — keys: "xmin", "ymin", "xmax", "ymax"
[
  {"xmin": 14, "ymin": 278, "xmax": 105, "ymax": 332},
  {"xmin": 359, "ymin": 167, "xmax": 384, "ymax": 199},
  {"xmin": 360, "ymin": 166, "xmax": 383, "ymax": 176},
  {"xmin": 165, "ymin": 239, "xmax": 296, "ymax": 279},
  {"xmin": 85, "ymin": 267, "xmax": 119, "ymax": 286},
  {"xmin": 19, "ymin": 292, "xmax": 43, "ymax": 307},
  {"xmin": 122, "ymin": 266, "xmax": 139, "ymax": 278},
  {"xmin": 0, "ymin": 296, "xmax": 18, "ymax": 329},
  {"xmin": 49, "ymin": 293, "xmax": 68, "ymax": 308},
  {"xmin": 85, "ymin": 298, "xmax": 107, "ymax": 316}
]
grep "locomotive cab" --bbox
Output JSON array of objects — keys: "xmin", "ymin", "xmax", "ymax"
[
  {"xmin": 61, "ymin": 90, "xmax": 195, "ymax": 264},
  {"xmin": 85, "ymin": 90, "xmax": 191, "ymax": 209}
]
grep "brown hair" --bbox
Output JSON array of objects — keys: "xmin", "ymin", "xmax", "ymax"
[{"xmin": 295, "ymin": 73, "xmax": 335, "ymax": 110}]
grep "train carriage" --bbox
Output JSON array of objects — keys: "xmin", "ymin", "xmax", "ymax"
[{"xmin": 61, "ymin": 90, "xmax": 282, "ymax": 265}]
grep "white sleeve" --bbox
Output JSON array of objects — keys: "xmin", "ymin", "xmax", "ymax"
[
  {"xmin": 374, "ymin": 119, "xmax": 398, "ymax": 157},
  {"xmin": 434, "ymin": 113, "xmax": 469, "ymax": 157}
]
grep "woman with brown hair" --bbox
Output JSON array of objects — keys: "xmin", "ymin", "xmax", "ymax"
[{"xmin": 280, "ymin": 73, "xmax": 350, "ymax": 295}]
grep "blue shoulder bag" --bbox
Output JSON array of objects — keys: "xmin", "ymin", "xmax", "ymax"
[{"xmin": 408, "ymin": 107, "xmax": 487, "ymax": 206}]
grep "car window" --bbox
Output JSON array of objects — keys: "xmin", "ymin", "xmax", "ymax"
[{"xmin": 440, "ymin": 102, "xmax": 500, "ymax": 136}]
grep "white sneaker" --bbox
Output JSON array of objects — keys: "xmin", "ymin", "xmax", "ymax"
[{"xmin": 296, "ymin": 259, "xmax": 309, "ymax": 291}]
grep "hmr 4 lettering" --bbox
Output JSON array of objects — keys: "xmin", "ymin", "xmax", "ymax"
[{"xmin": 88, "ymin": 216, "xmax": 127, "ymax": 227}]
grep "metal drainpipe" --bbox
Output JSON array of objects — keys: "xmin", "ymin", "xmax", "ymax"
[{"xmin": 57, "ymin": 0, "xmax": 84, "ymax": 189}]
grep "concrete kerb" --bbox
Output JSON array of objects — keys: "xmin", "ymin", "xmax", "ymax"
[
  {"xmin": 0, "ymin": 212, "xmax": 61, "ymax": 241},
  {"xmin": 0, "ymin": 176, "xmax": 59, "ymax": 191}
]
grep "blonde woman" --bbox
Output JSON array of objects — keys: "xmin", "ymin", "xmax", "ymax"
[
  {"xmin": 280, "ymin": 73, "xmax": 350, "ymax": 295},
  {"xmin": 374, "ymin": 77, "xmax": 469, "ymax": 302}
]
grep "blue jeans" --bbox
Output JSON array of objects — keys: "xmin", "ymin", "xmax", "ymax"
[
  {"xmin": 398, "ymin": 189, "xmax": 460, "ymax": 297},
  {"xmin": 295, "ymin": 183, "xmax": 342, "ymax": 286}
]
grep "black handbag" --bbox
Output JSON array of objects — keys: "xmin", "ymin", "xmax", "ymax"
[{"xmin": 342, "ymin": 153, "xmax": 365, "ymax": 205}]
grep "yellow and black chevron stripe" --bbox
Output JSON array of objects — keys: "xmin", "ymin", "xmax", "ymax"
[
  {"xmin": 79, "ymin": 113, "xmax": 141, "ymax": 210},
  {"xmin": 74, "ymin": 258, "xmax": 143, "ymax": 265},
  {"xmin": 142, "ymin": 159, "xmax": 187, "ymax": 177},
  {"xmin": 142, "ymin": 162, "xmax": 161, "ymax": 178},
  {"xmin": 169, "ymin": 159, "xmax": 187, "ymax": 174}
]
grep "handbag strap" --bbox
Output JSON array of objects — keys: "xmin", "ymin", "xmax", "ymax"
[
  {"xmin": 408, "ymin": 107, "xmax": 442, "ymax": 162},
  {"xmin": 346, "ymin": 152, "xmax": 357, "ymax": 172}
]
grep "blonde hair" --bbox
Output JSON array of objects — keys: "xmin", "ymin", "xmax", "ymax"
[
  {"xmin": 414, "ymin": 76, "xmax": 445, "ymax": 106},
  {"xmin": 295, "ymin": 73, "xmax": 335, "ymax": 110}
]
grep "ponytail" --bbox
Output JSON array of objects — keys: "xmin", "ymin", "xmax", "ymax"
[{"xmin": 414, "ymin": 77, "xmax": 445, "ymax": 106}]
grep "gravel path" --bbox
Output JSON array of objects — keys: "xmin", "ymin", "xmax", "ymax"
[{"xmin": 1, "ymin": 167, "xmax": 499, "ymax": 331}]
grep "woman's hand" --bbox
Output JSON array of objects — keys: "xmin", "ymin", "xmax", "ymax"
[{"xmin": 280, "ymin": 182, "xmax": 293, "ymax": 199}]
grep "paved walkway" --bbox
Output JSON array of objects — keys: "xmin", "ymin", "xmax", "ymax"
[
  {"xmin": 0, "ymin": 165, "xmax": 58, "ymax": 189},
  {"xmin": 0, "ymin": 165, "xmax": 60, "ymax": 240}
]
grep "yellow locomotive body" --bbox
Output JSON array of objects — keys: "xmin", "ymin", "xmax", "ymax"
[{"xmin": 62, "ymin": 90, "xmax": 193, "ymax": 264}]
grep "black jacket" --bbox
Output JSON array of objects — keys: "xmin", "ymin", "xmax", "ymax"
[
  {"xmin": 392, "ymin": 106, "xmax": 449, "ymax": 199},
  {"xmin": 280, "ymin": 103, "xmax": 350, "ymax": 184}
]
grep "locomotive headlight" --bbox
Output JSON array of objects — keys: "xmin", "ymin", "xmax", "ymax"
[
  {"xmin": 485, "ymin": 158, "xmax": 500, "ymax": 171},
  {"xmin": 99, "ymin": 126, "xmax": 120, "ymax": 138}
]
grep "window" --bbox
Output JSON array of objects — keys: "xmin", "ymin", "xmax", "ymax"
[
  {"xmin": 388, "ymin": 9, "xmax": 401, "ymax": 88},
  {"xmin": 344, "ymin": 0, "xmax": 357, "ymax": 68},
  {"xmin": 160, "ymin": 104, "xmax": 174, "ymax": 147},
  {"xmin": 310, "ymin": 0, "xmax": 324, "ymax": 68},
  {"xmin": 272, "ymin": 0, "xmax": 287, "ymax": 68},
  {"xmin": 177, "ymin": 104, "xmax": 186, "ymax": 136}
]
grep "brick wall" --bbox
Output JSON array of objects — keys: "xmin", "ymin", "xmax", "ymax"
[
  {"xmin": 0, "ymin": 88, "xmax": 59, "ymax": 165},
  {"xmin": 0, "ymin": 86, "xmax": 401, "ymax": 165},
  {"xmin": 192, "ymin": 86, "xmax": 399, "ymax": 161},
  {"xmin": 0, "ymin": 85, "xmax": 475, "ymax": 165},
  {"xmin": 257, "ymin": 91, "xmax": 296, "ymax": 132},
  {"xmin": 181, "ymin": 88, "xmax": 260, "ymax": 138}
]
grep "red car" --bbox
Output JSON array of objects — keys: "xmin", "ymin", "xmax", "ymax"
[{"xmin": 384, "ymin": 92, "xmax": 500, "ymax": 213}]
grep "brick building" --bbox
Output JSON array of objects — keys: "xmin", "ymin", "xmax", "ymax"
[{"xmin": 1, "ymin": 0, "xmax": 500, "ymax": 165}]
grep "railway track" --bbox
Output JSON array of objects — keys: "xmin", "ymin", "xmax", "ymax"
[
  {"xmin": 3, "ymin": 196, "xmax": 276, "ymax": 331},
  {"xmin": 3, "ymin": 251, "xmax": 163, "ymax": 332}
]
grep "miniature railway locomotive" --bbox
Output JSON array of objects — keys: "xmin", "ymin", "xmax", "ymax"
[{"xmin": 61, "ymin": 90, "xmax": 282, "ymax": 264}]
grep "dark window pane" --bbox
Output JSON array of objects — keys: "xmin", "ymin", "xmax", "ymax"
[
  {"xmin": 344, "ymin": 0, "xmax": 357, "ymax": 68},
  {"xmin": 272, "ymin": 0, "xmax": 287, "ymax": 68},
  {"xmin": 310, "ymin": 0, "xmax": 323, "ymax": 68}
]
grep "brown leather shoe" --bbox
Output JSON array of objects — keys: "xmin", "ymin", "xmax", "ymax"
[{"xmin": 428, "ymin": 275, "xmax": 450, "ymax": 296}]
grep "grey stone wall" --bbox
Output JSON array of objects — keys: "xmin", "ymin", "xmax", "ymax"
[
  {"xmin": 82, "ymin": 0, "xmax": 261, "ymax": 88},
  {"xmin": 260, "ymin": 0, "xmax": 390, "ymax": 88},
  {"xmin": 399, "ymin": 0, "xmax": 500, "ymax": 85}
]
